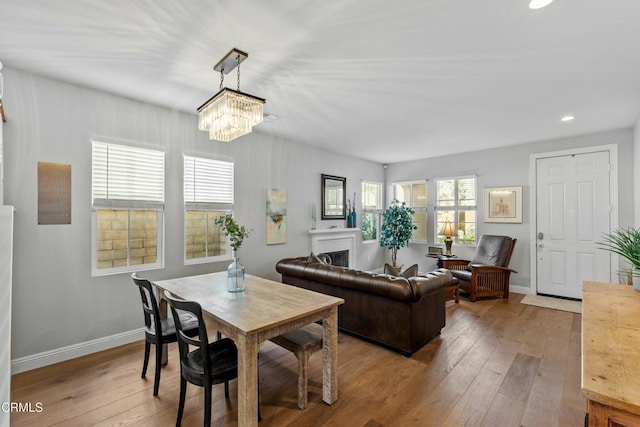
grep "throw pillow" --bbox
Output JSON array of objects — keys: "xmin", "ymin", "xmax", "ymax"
[
  {"xmin": 384, "ymin": 263, "xmax": 402, "ymax": 276},
  {"xmin": 401, "ymin": 264, "xmax": 419, "ymax": 279}
]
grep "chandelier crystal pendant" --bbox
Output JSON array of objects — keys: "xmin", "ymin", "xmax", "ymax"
[{"xmin": 197, "ymin": 48, "xmax": 266, "ymax": 142}]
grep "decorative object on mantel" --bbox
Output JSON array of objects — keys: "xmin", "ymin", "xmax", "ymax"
[
  {"xmin": 197, "ymin": 48, "xmax": 266, "ymax": 142},
  {"xmin": 266, "ymin": 189, "xmax": 287, "ymax": 245},
  {"xmin": 597, "ymin": 227, "xmax": 640, "ymax": 290},
  {"xmin": 380, "ymin": 200, "xmax": 416, "ymax": 268},
  {"xmin": 439, "ymin": 221, "xmax": 456, "ymax": 256},
  {"xmin": 346, "ymin": 192, "xmax": 357, "ymax": 228},
  {"xmin": 214, "ymin": 214, "xmax": 252, "ymax": 292},
  {"xmin": 310, "ymin": 202, "xmax": 316, "ymax": 230},
  {"xmin": 484, "ymin": 186, "xmax": 523, "ymax": 223}
]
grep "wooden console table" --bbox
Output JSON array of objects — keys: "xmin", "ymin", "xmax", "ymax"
[{"xmin": 582, "ymin": 281, "xmax": 640, "ymax": 426}]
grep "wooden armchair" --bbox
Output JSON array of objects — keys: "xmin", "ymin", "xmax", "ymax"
[{"xmin": 441, "ymin": 235, "xmax": 517, "ymax": 302}]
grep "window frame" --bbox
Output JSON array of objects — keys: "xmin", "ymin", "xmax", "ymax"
[
  {"xmin": 434, "ymin": 175, "xmax": 477, "ymax": 245},
  {"xmin": 183, "ymin": 154, "xmax": 234, "ymax": 265},
  {"xmin": 361, "ymin": 180, "xmax": 383, "ymax": 243},
  {"xmin": 91, "ymin": 140, "xmax": 165, "ymax": 277},
  {"xmin": 392, "ymin": 180, "xmax": 428, "ymax": 243}
]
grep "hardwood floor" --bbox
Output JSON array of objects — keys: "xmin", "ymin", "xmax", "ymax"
[{"xmin": 10, "ymin": 293, "xmax": 585, "ymax": 426}]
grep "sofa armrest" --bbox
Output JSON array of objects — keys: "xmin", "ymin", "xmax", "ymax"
[{"xmin": 411, "ymin": 268, "xmax": 454, "ymax": 300}]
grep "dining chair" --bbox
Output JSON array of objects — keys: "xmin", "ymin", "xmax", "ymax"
[
  {"xmin": 131, "ymin": 273, "xmax": 199, "ymax": 396},
  {"xmin": 164, "ymin": 290, "xmax": 260, "ymax": 426}
]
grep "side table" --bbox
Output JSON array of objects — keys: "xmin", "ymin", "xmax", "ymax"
[{"xmin": 426, "ymin": 254, "xmax": 460, "ymax": 303}]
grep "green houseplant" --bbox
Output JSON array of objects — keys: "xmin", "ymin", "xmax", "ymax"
[
  {"xmin": 597, "ymin": 227, "xmax": 640, "ymax": 289},
  {"xmin": 380, "ymin": 200, "xmax": 417, "ymax": 267},
  {"xmin": 214, "ymin": 214, "xmax": 252, "ymax": 292}
]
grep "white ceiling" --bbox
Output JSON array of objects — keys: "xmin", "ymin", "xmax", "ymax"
[{"xmin": 1, "ymin": 0, "xmax": 640, "ymax": 163}]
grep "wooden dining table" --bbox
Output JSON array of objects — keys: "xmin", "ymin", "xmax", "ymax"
[{"xmin": 153, "ymin": 272, "xmax": 344, "ymax": 426}]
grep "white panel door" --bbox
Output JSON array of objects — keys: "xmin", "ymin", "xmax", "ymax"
[
  {"xmin": 0, "ymin": 206, "xmax": 14, "ymax": 427},
  {"xmin": 536, "ymin": 151, "xmax": 610, "ymax": 299}
]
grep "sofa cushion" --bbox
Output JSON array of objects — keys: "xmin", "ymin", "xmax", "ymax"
[
  {"xmin": 384, "ymin": 263, "xmax": 418, "ymax": 279},
  {"xmin": 384, "ymin": 263, "xmax": 402, "ymax": 276},
  {"xmin": 401, "ymin": 264, "xmax": 419, "ymax": 279}
]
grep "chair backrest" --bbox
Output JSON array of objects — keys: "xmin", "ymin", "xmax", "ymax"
[
  {"xmin": 163, "ymin": 290, "xmax": 211, "ymax": 377},
  {"xmin": 470, "ymin": 235, "xmax": 517, "ymax": 267},
  {"xmin": 132, "ymin": 273, "xmax": 162, "ymax": 335}
]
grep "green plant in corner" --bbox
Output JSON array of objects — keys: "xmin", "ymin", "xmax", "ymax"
[
  {"xmin": 214, "ymin": 214, "xmax": 252, "ymax": 254},
  {"xmin": 597, "ymin": 227, "xmax": 640, "ymax": 280},
  {"xmin": 380, "ymin": 200, "xmax": 417, "ymax": 267}
]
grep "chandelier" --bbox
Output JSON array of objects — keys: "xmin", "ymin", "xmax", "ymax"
[{"xmin": 197, "ymin": 48, "xmax": 266, "ymax": 142}]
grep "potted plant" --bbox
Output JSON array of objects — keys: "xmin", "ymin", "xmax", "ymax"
[
  {"xmin": 598, "ymin": 227, "xmax": 640, "ymax": 290},
  {"xmin": 380, "ymin": 200, "xmax": 417, "ymax": 268},
  {"xmin": 214, "ymin": 214, "xmax": 252, "ymax": 292}
]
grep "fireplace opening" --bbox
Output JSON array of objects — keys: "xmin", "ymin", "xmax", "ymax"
[{"xmin": 321, "ymin": 250, "xmax": 349, "ymax": 267}]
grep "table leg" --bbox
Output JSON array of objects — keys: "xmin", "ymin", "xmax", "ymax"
[
  {"xmin": 237, "ymin": 334, "xmax": 259, "ymax": 426},
  {"xmin": 322, "ymin": 307, "xmax": 339, "ymax": 405}
]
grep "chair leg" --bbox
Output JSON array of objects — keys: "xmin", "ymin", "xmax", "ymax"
[
  {"xmin": 176, "ymin": 377, "xmax": 187, "ymax": 427},
  {"xmin": 153, "ymin": 341, "xmax": 162, "ymax": 396},
  {"xmin": 224, "ymin": 380, "xmax": 229, "ymax": 398},
  {"xmin": 141, "ymin": 341, "xmax": 151, "ymax": 378},
  {"xmin": 204, "ymin": 383, "xmax": 212, "ymax": 427}
]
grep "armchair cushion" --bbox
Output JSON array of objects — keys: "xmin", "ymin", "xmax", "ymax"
[{"xmin": 468, "ymin": 235, "xmax": 515, "ymax": 268}]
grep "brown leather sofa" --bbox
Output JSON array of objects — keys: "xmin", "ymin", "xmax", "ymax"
[{"xmin": 275, "ymin": 257, "xmax": 456, "ymax": 356}]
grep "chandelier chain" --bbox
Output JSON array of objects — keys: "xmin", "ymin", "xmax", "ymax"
[
  {"xmin": 219, "ymin": 69, "xmax": 224, "ymax": 90},
  {"xmin": 236, "ymin": 54, "xmax": 241, "ymax": 91}
]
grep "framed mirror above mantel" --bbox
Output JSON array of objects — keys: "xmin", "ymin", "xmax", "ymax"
[{"xmin": 321, "ymin": 174, "xmax": 346, "ymax": 220}]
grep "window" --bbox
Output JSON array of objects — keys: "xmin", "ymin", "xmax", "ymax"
[
  {"xmin": 184, "ymin": 155, "xmax": 234, "ymax": 264},
  {"xmin": 92, "ymin": 141, "xmax": 165, "ymax": 276},
  {"xmin": 435, "ymin": 176, "xmax": 477, "ymax": 244},
  {"xmin": 392, "ymin": 180, "xmax": 428, "ymax": 242},
  {"xmin": 361, "ymin": 181, "xmax": 383, "ymax": 242}
]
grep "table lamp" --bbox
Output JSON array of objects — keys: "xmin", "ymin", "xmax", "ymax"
[{"xmin": 440, "ymin": 221, "xmax": 456, "ymax": 256}]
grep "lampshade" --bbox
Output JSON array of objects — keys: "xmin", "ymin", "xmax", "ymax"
[{"xmin": 440, "ymin": 221, "xmax": 456, "ymax": 237}]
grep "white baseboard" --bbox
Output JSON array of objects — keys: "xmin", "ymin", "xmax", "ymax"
[
  {"xmin": 510, "ymin": 285, "xmax": 530, "ymax": 295},
  {"xmin": 11, "ymin": 328, "xmax": 144, "ymax": 374}
]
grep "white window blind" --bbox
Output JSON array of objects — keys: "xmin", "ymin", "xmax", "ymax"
[
  {"xmin": 184, "ymin": 155, "xmax": 234, "ymax": 209},
  {"xmin": 92, "ymin": 141, "xmax": 165, "ymax": 207},
  {"xmin": 362, "ymin": 181, "xmax": 382, "ymax": 211}
]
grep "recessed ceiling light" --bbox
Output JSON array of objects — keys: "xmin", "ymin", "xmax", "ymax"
[
  {"xmin": 529, "ymin": 0, "xmax": 555, "ymax": 9},
  {"xmin": 561, "ymin": 115, "xmax": 575, "ymax": 122}
]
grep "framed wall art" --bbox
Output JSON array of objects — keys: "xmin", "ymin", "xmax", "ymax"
[
  {"xmin": 266, "ymin": 188, "xmax": 287, "ymax": 244},
  {"xmin": 484, "ymin": 186, "xmax": 522, "ymax": 223}
]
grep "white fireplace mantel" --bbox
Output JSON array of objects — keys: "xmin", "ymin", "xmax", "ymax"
[{"xmin": 309, "ymin": 228, "xmax": 360, "ymax": 268}]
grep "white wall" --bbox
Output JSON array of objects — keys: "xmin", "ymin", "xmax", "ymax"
[
  {"xmin": 635, "ymin": 117, "xmax": 640, "ymax": 226},
  {"xmin": 2, "ymin": 67, "xmax": 384, "ymax": 362},
  {"xmin": 386, "ymin": 128, "xmax": 635, "ymax": 291}
]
